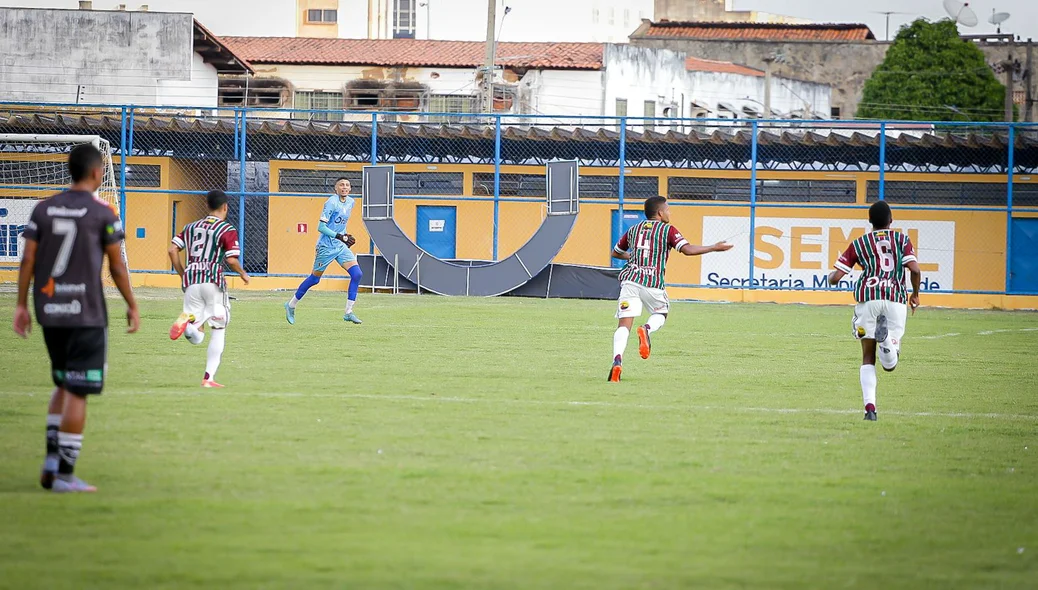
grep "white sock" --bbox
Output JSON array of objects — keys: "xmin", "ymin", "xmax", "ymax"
[
  {"xmin": 860, "ymin": 364, "xmax": 877, "ymax": 408},
  {"xmin": 613, "ymin": 326, "xmax": 630, "ymax": 360},
  {"xmin": 204, "ymin": 328, "xmax": 226, "ymax": 382},
  {"xmin": 646, "ymin": 314, "xmax": 666, "ymax": 333},
  {"xmin": 878, "ymin": 342, "xmax": 899, "ymax": 371},
  {"xmin": 345, "ymin": 299, "xmax": 355, "ymax": 314},
  {"xmin": 288, "ymin": 296, "xmax": 299, "ymax": 309},
  {"xmin": 185, "ymin": 322, "xmax": 205, "ymax": 345}
]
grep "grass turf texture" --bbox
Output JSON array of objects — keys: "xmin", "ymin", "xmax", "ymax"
[{"xmin": 1, "ymin": 290, "xmax": 1036, "ymax": 589}]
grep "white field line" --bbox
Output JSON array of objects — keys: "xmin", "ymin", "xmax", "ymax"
[
  {"xmin": 3, "ymin": 389, "xmax": 1032, "ymax": 421},
  {"xmin": 916, "ymin": 327, "xmax": 1038, "ymax": 340}
]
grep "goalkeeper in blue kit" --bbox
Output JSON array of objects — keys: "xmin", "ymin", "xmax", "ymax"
[{"xmin": 285, "ymin": 177, "xmax": 364, "ymax": 324}]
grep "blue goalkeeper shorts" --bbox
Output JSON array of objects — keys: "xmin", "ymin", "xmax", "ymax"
[{"xmin": 313, "ymin": 244, "xmax": 357, "ymax": 272}]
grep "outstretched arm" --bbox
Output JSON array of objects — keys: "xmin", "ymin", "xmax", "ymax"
[{"xmin": 679, "ymin": 242, "xmax": 732, "ymax": 257}]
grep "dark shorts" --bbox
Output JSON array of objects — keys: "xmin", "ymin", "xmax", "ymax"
[{"xmin": 41, "ymin": 327, "xmax": 108, "ymax": 396}]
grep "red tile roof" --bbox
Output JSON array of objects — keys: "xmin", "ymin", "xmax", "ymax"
[
  {"xmin": 637, "ymin": 21, "xmax": 876, "ymax": 42},
  {"xmin": 685, "ymin": 56, "xmax": 763, "ymax": 77},
  {"xmin": 221, "ymin": 37, "xmax": 604, "ymax": 70}
]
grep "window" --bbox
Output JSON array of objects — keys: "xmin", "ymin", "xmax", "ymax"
[
  {"xmin": 623, "ymin": 8, "xmax": 630, "ymax": 27},
  {"xmin": 393, "ymin": 0, "xmax": 416, "ymax": 38},
  {"xmin": 218, "ymin": 76, "xmax": 289, "ymax": 107},
  {"xmin": 395, "ymin": 172, "xmax": 464, "ymax": 195},
  {"xmin": 643, "ymin": 100, "xmax": 655, "ymax": 130},
  {"xmin": 473, "ymin": 173, "xmax": 546, "ymax": 196},
  {"xmin": 293, "ymin": 91, "xmax": 344, "ymax": 122},
  {"xmin": 592, "ymin": 7, "xmax": 599, "ymax": 23},
  {"xmin": 124, "ymin": 164, "xmax": 161, "ymax": 188},
  {"xmin": 615, "ymin": 98, "xmax": 627, "ymax": 117},
  {"xmin": 608, "ymin": 7, "xmax": 614, "ymax": 25},
  {"xmin": 866, "ymin": 181, "xmax": 1038, "ymax": 206},
  {"xmin": 306, "ymin": 8, "xmax": 337, "ymax": 23},
  {"xmin": 668, "ymin": 178, "xmax": 856, "ymax": 203},
  {"xmin": 580, "ymin": 175, "xmax": 658, "ymax": 199},
  {"xmin": 427, "ymin": 94, "xmax": 478, "ymax": 122},
  {"xmin": 278, "ymin": 169, "xmax": 362, "ymax": 194},
  {"xmin": 831, "ymin": 106, "xmax": 842, "ymax": 119}
]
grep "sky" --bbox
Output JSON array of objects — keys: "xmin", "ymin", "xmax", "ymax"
[
  {"xmin": 3, "ymin": 0, "xmax": 1037, "ymax": 42},
  {"xmin": 737, "ymin": 0, "xmax": 1038, "ymax": 42}
]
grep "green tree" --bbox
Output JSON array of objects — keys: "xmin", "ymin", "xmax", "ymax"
[{"xmin": 858, "ymin": 19, "xmax": 1007, "ymax": 121}]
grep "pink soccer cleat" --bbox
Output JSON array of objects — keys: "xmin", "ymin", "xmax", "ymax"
[{"xmin": 201, "ymin": 380, "xmax": 225, "ymax": 388}]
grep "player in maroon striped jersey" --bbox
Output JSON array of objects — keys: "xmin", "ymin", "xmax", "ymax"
[
  {"xmin": 608, "ymin": 196, "xmax": 732, "ymax": 382},
  {"xmin": 168, "ymin": 190, "xmax": 250, "ymax": 388},
  {"xmin": 828, "ymin": 201, "xmax": 921, "ymax": 421}
]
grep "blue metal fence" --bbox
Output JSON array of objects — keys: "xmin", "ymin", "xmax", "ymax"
[{"xmin": 2, "ymin": 101, "xmax": 1037, "ymax": 296}]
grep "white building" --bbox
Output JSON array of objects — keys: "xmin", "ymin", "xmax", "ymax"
[
  {"xmin": 220, "ymin": 36, "xmax": 832, "ymax": 122},
  {"xmin": 0, "ymin": 6, "xmax": 252, "ymax": 108}
]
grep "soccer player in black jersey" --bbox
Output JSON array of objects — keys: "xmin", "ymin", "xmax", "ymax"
[{"xmin": 13, "ymin": 144, "xmax": 140, "ymax": 493}]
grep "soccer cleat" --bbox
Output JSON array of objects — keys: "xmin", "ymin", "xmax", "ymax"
[
  {"xmin": 343, "ymin": 312, "xmax": 363, "ymax": 324},
  {"xmin": 201, "ymin": 380, "xmax": 225, "ymax": 389},
  {"xmin": 874, "ymin": 314, "xmax": 888, "ymax": 344},
  {"xmin": 39, "ymin": 456, "xmax": 58, "ymax": 490},
  {"xmin": 607, "ymin": 356, "xmax": 623, "ymax": 382},
  {"xmin": 51, "ymin": 476, "xmax": 97, "ymax": 493},
  {"xmin": 864, "ymin": 410, "xmax": 878, "ymax": 421},
  {"xmin": 637, "ymin": 324, "xmax": 652, "ymax": 359},
  {"xmin": 169, "ymin": 313, "xmax": 195, "ymax": 340},
  {"xmin": 284, "ymin": 302, "xmax": 295, "ymax": 325}
]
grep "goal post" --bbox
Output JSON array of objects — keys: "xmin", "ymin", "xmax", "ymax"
[{"xmin": 0, "ymin": 133, "xmax": 128, "ymax": 280}]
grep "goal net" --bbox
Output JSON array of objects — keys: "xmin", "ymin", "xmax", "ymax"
[{"xmin": 0, "ymin": 134, "xmax": 128, "ymax": 282}]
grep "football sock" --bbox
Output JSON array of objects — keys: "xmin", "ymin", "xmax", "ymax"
[
  {"xmin": 347, "ymin": 265, "xmax": 363, "ymax": 303},
  {"xmin": 878, "ymin": 342, "xmax": 899, "ymax": 371},
  {"xmin": 860, "ymin": 364, "xmax": 877, "ymax": 409},
  {"xmin": 46, "ymin": 413, "xmax": 61, "ymax": 459},
  {"xmin": 57, "ymin": 431, "xmax": 83, "ymax": 477},
  {"xmin": 204, "ymin": 328, "xmax": 226, "ymax": 382},
  {"xmin": 185, "ymin": 322, "xmax": 205, "ymax": 345},
  {"xmin": 646, "ymin": 314, "xmax": 666, "ymax": 333},
  {"xmin": 293, "ymin": 274, "xmax": 322, "ymax": 303},
  {"xmin": 613, "ymin": 326, "xmax": 630, "ymax": 359},
  {"xmin": 346, "ymin": 299, "xmax": 355, "ymax": 314}
]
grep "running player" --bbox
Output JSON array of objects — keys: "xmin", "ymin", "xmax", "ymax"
[
  {"xmin": 284, "ymin": 177, "xmax": 364, "ymax": 325},
  {"xmin": 168, "ymin": 190, "xmax": 250, "ymax": 388},
  {"xmin": 608, "ymin": 196, "xmax": 732, "ymax": 382},
  {"xmin": 828, "ymin": 201, "xmax": 921, "ymax": 421},
  {"xmin": 13, "ymin": 143, "xmax": 140, "ymax": 493}
]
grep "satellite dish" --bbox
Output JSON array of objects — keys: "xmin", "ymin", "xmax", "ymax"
[
  {"xmin": 942, "ymin": 0, "xmax": 978, "ymax": 27},
  {"xmin": 989, "ymin": 9, "xmax": 1011, "ymax": 33}
]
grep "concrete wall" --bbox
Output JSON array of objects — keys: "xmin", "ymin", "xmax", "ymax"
[
  {"xmin": 630, "ymin": 37, "xmax": 1038, "ymax": 121},
  {"xmin": 0, "ymin": 7, "xmax": 196, "ymax": 106},
  {"xmin": 156, "ymin": 52, "xmax": 221, "ymax": 109}
]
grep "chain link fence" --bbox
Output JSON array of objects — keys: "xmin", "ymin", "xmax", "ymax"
[{"xmin": 3, "ymin": 102, "xmax": 1038, "ymax": 295}]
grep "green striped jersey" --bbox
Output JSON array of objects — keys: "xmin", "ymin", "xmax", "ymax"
[
  {"xmin": 614, "ymin": 220, "xmax": 688, "ymax": 289},
  {"xmin": 834, "ymin": 230, "xmax": 917, "ymax": 304},
  {"xmin": 171, "ymin": 216, "xmax": 240, "ymax": 288}
]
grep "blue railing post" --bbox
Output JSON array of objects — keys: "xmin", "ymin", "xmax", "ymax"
[
  {"xmin": 617, "ymin": 117, "xmax": 626, "ymax": 246},
  {"xmin": 238, "ymin": 108, "xmax": 247, "ymax": 269},
  {"xmin": 1005, "ymin": 124, "xmax": 1015, "ymax": 294},
  {"xmin": 878, "ymin": 122, "xmax": 887, "ymax": 201},
  {"xmin": 748, "ymin": 120, "xmax": 759, "ymax": 287},
  {"xmin": 127, "ymin": 107, "xmax": 135, "ymax": 155},
  {"xmin": 118, "ymin": 107, "xmax": 128, "ymax": 224},
  {"xmin": 369, "ymin": 112, "xmax": 378, "ymax": 255},
  {"xmin": 493, "ymin": 114, "xmax": 502, "ymax": 261}
]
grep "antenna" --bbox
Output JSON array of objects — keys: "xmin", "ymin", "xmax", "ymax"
[
  {"xmin": 942, "ymin": 0, "xmax": 978, "ymax": 27},
  {"xmin": 989, "ymin": 9, "xmax": 1011, "ymax": 34},
  {"xmin": 871, "ymin": 11, "xmax": 912, "ymax": 40}
]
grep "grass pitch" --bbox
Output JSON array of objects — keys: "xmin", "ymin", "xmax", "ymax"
[{"xmin": 1, "ymin": 290, "xmax": 1036, "ymax": 589}]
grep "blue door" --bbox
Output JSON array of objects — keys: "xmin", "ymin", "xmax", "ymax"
[
  {"xmin": 417, "ymin": 205, "xmax": 457, "ymax": 260},
  {"xmin": 610, "ymin": 209, "xmax": 644, "ymax": 268},
  {"xmin": 1010, "ymin": 218, "xmax": 1038, "ymax": 293}
]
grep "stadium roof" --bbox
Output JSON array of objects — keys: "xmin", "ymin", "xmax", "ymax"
[
  {"xmin": 220, "ymin": 37, "xmax": 605, "ymax": 70},
  {"xmin": 631, "ymin": 21, "xmax": 877, "ymax": 42},
  {"xmin": 194, "ymin": 20, "xmax": 253, "ymax": 74},
  {"xmin": 1, "ymin": 112, "xmax": 1033, "ymax": 174}
]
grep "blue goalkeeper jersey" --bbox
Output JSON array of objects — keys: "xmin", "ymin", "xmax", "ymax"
[{"xmin": 317, "ymin": 194, "xmax": 354, "ymax": 250}]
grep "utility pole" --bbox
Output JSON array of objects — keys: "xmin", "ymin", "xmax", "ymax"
[
  {"xmin": 1025, "ymin": 39, "xmax": 1034, "ymax": 123},
  {"xmin": 762, "ymin": 55, "xmax": 775, "ymax": 119},
  {"xmin": 1002, "ymin": 43, "xmax": 1016, "ymax": 122},
  {"xmin": 481, "ymin": 0, "xmax": 497, "ymax": 114}
]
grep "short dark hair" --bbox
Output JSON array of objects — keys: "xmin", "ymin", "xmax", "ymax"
[
  {"xmin": 335, "ymin": 177, "xmax": 351, "ymax": 185},
  {"xmin": 869, "ymin": 201, "xmax": 892, "ymax": 228},
  {"xmin": 644, "ymin": 196, "xmax": 668, "ymax": 219},
  {"xmin": 206, "ymin": 190, "xmax": 229, "ymax": 211},
  {"xmin": 68, "ymin": 144, "xmax": 103, "ymax": 183}
]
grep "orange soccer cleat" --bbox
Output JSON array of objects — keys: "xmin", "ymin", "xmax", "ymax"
[
  {"xmin": 170, "ymin": 313, "xmax": 195, "ymax": 340},
  {"xmin": 201, "ymin": 380, "xmax": 225, "ymax": 389}
]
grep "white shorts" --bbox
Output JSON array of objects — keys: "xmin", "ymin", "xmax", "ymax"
[
  {"xmin": 616, "ymin": 280, "xmax": 670, "ymax": 319},
  {"xmin": 852, "ymin": 299, "xmax": 907, "ymax": 349},
  {"xmin": 183, "ymin": 283, "xmax": 230, "ymax": 329}
]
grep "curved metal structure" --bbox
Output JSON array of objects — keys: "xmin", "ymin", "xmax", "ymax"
[{"xmin": 362, "ymin": 161, "xmax": 580, "ymax": 296}]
